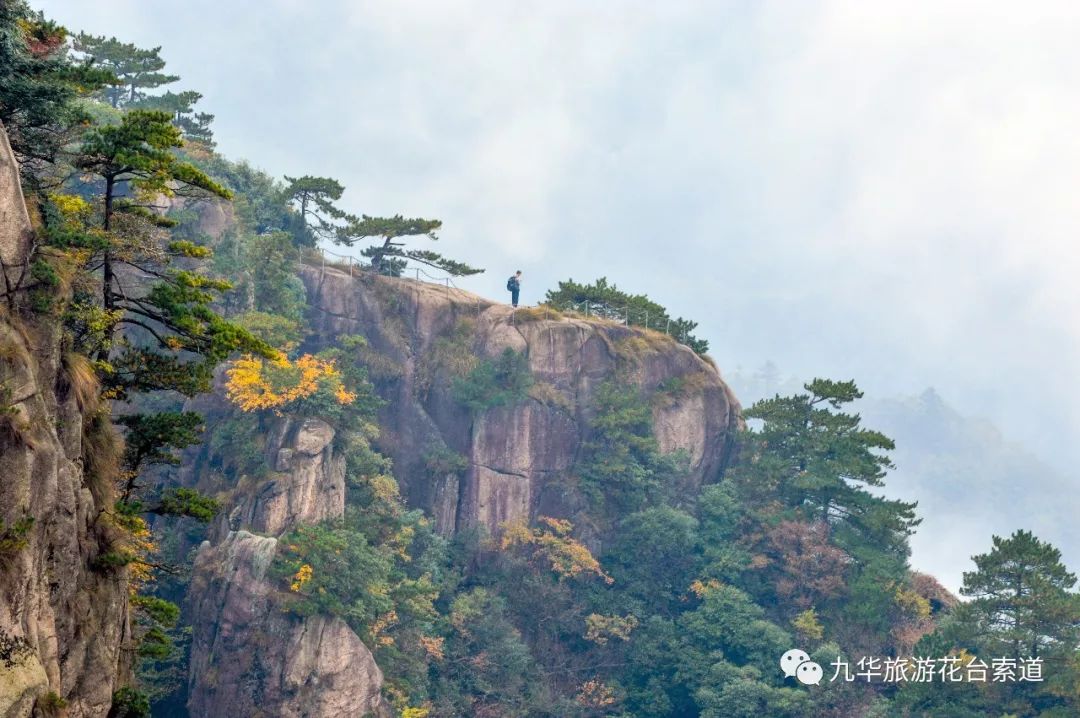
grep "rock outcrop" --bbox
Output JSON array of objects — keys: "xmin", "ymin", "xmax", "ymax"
[
  {"xmin": 223, "ymin": 416, "xmax": 345, "ymax": 537},
  {"xmin": 0, "ymin": 124, "xmax": 127, "ymax": 718},
  {"xmin": 183, "ymin": 262, "xmax": 740, "ymax": 715},
  {"xmin": 187, "ymin": 532, "xmax": 386, "ymax": 718},
  {"xmin": 185, "ymin": 415, "xmax": 391, "ymax": 717},
  {"xmin": 298, "ymin": 265, "xmax": 741, "ymax": 538},
  {"xmin": 0, "ymin": 121, "xmax": 32, "ymax": 284}
]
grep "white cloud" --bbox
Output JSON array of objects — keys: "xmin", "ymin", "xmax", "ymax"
[{"xmin": 35, "ymin": 0, "xmax": 1080, "ymax": 579}]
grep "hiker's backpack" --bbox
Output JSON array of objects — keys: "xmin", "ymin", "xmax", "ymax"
[{"xmin": 507, "ymin": 276, "xmax": 517, "ymax": 291}]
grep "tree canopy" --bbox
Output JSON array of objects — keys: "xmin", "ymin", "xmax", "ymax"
[
  {"xmin": 71, "ymin": 109, "xmax": 267, "ymax": 395},
  {"xmin": 959, "ymin": 530, "xmax": 1080, "ymax": 660},
  {"xmin": 282, "ymin": 174, "xmax": 354, "ymax": 245},
  {"xmin": 545, "ymin": 277, "xmax": 708, "ymax": 354},
  {"xmin": 72, "ymin": 32, "xmax": 178, "ymax": 108},
  {"xmin": 342, "ymin": 214, "xmax": 483, "ymax": 277},
  {"xmin": 0, "ymin": 3, "xmax": 110, "ymax": 169},
  {"xmin": 135, "ymin": 89, "xmax": 214, "ymax": 145}
]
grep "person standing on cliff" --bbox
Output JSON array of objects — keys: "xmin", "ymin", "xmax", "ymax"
[{"xmin": 507, "ymin": 270, "xmax": 522, "ymax": 308}]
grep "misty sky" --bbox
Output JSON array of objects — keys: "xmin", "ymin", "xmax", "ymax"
[{"xmin": 37, "ymin": 1, "xmax": 1080, "ymax": 588}]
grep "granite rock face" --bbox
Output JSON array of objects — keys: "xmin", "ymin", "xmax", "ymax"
[
  {"xmin": 0, "ymin": 123, "xmax": 127, "ymax": 718},
  {"xmin": 184, "ymin": 261, "xmax": 739, "ymax": 715},
  {"xmin": 297, "ymin": 265, "xmax": 741, "ymax": 538},
  {"xmin": 225, "ymin": 416, "xmax": 345, "ymax": 537},
  {"xmin": 0, "ymin": 108, "xmax": 741, "ymax": 717},
  {"xmin": 187, "ymin": 532, "xmax": 388, "ymax": 718},
  {"xmin": 185, "ymin": 414, "xmax": 391, "ymax": 717},
  {"xmin": 0, "ymin": 121, "xmax": 31, "ymax": 282}
]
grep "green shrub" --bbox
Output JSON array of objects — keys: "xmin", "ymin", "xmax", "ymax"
[
  {"xmin": 234, "ymin": 310, "xmax": 303, "ymax": 348},
  {"xmin": 431, "ymin": 588, "xmax": 539, "ymax": 716},
  {"xmin": 208, "ymin": 412, "xmax": 268, "ymax": 480},
  {"xmin": 544, "ymin": 277, "xmax": 709, "ymax": 354},
  {"xmin": 0, "ymin": 516, "xmax": 33, "ymax": 560},
  {"xmin": 416, "ymin": 319, "xmax": 477, "ymax": 395},
  {"xmin": 451, "ymin": 348, "xmax": 532, "ymax": 413},
  {"xmin": 93, "ymin": 549, "xmax": 137, "ymax": 572},
  {"xmin": 577, "ymin": 380, "xmax": 687, "ymax": 516},
  {"xmin": 154, "ymin": 488, "xmax": 219, "ymax": 523},
  {"xmin": 37, "ymin": 691, "xmax": 66, "ymax": 717},
  {"xmin": 423, "ymin": 443, "xmax": 468, "ymax": 476},
  {"xmin": 246, "ymin": 231, "xmax": 306, "ymax": 321},
  {"xmin": 28, "ymin": 258, "xmax": 61, "ymax": 312},
  {"xmin": 271, "ymin": 522, "xmax": 394, "ymax": 640},
  {"xmin": 108, "ymin": 687, "xmax": 151, "ymax": 718}
]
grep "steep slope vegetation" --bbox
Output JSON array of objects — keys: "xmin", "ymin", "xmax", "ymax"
[
  {"xmin": 296, "ymin": 266, "xmax": 740, "ymax": 538},
  {"xmin": 0, "ymin": 124, "xmax": 128, "ymax": 718},
  {"xmin": 175, "ymin": 261, "xmax": 741, "ymax": 716}
]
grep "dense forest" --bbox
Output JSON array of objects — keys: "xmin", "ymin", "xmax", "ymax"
[
  {"xmin": 1, "ymin": 2, "xmax": 1079, "ymax": 717},
  {"xmin": 729, "ymin": 367, "xmax": 1080, "ymax": 596}
]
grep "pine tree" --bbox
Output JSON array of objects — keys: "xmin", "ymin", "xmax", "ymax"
[
  {"xmin": 282, "ymin": 175, "xmax": 354, "ymax": 245},
  {"xmin": 959, "ymin": 530, "xmax": 1080, "ymax": 660},
  {"xmin": 544, "ymin": 277, "xmax": 708, "ymax": 353},
  {"xmin": 341, "ymin": 214, "xmax": 482, "ymax": 277},
  {"xmin": 730, "ymin": 378, "xmax": 920, "ymax": 557},
  {"xmin": 901, "ymin": 531, "xmax": 1080, "ymax": 716},
  {"xmin": 0, "ymin": 4, "xmax": 110, "ymax": 168},
  {"xmin": 72, "ymin": 109, "xmax": 268, "ymax": 395},
  {"xmin": 135, "ymin": 89, "xmax": 214, "ymax": 145},
  {"xmin": 72, "ymin": 33, "xmax": 179, "ymax": 108}
]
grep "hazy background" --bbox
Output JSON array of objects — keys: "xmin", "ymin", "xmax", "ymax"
[{"xmin": 37, "ymin": 0, "xmax": 1080, "ymax": 592}]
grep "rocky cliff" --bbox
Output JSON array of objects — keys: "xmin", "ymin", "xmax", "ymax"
[
  {"xmin": 297, "ymin": 265, "xmax": 741, "ymax": 538},
  {"xmin": 0, "ymin": 121, "xmax": 32, "ymax": 286},
  {"xmin": 0, "ymin": 124, "xmax": 128, "ymax": 718},
  {"xmin": 180, "ymin": 262, "xmax": 741, "ymax": 716},
  {"xmin": 185, "ymin": 417, "xmax": 390, "ymax": 718}
]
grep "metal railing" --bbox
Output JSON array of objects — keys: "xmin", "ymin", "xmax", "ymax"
[
  {"xmin": 300, "ymin": 245, "xmax": 481, "ymax": 312},
  {"xmin": 558, "ymin": 300, "xmax": 694, "ymax": 341},
  {"xmin": 300, "ymin": 246, "xmax": 694, "ymax": 344}
]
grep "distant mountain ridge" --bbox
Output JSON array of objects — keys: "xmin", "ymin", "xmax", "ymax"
[{"xmin": 728, "ymin": 369, "xmax": 1080, "ymax": 592}]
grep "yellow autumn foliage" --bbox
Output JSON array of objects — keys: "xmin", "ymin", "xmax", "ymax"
[
  {"xmin": 689, "ymin": 578, "xmax": 722, "ymax": 598},
  {"xmin": 585, "ymin": 613, "xmax": 639, "ymax": 645},
  {"xmin": 792, "ymin": 607, "xmax": 825, "ymax": 641},
  {"xmin": 224, "ymin": 353, "xmax": 356, "ymax": 413},
  {"xmin": 49, "ymin": 192, "xmax": 94, "ymax": 223},
  {"xmin": 125, "ymin": 514, "xmax": 157, "ymax": 591},
  {"xmin": 895, "ymin": 585, "xmax": 932, "ymax": 620},
  {"xmin": 418, "ymin": 635, "xmax": 445, "ymax": 661},
  {"xmin": 370, "ymin": 609, "xmax": 399, "ymax": 647},
  {"xmin": 290, "ymin": 564, "xmax": 313, "ymax": 592},
  {"xmin": 498, "ymin": 516, "xmax": 612, "ymax": 583}
]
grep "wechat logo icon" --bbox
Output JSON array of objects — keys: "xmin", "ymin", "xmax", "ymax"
[{"xmin": 780, "ymin": 648, "xmax": 823, "ymax": 686}]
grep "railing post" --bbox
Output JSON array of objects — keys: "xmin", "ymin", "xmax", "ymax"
[
  {"xmin": 585, "ymin": 301, "xmax": 590, "ymax": 317},
  {"xmin": 644, "ymin": 310, "xmax": 648, "ymax": 329}
]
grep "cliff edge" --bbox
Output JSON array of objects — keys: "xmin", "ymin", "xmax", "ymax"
[
  {"xmin": 297, "ymin": 264, "xmax": 741, "ymax": 538},
  {"xmin": 0, "ymin": 123, "xmax": 128, "ymax": 718}
]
